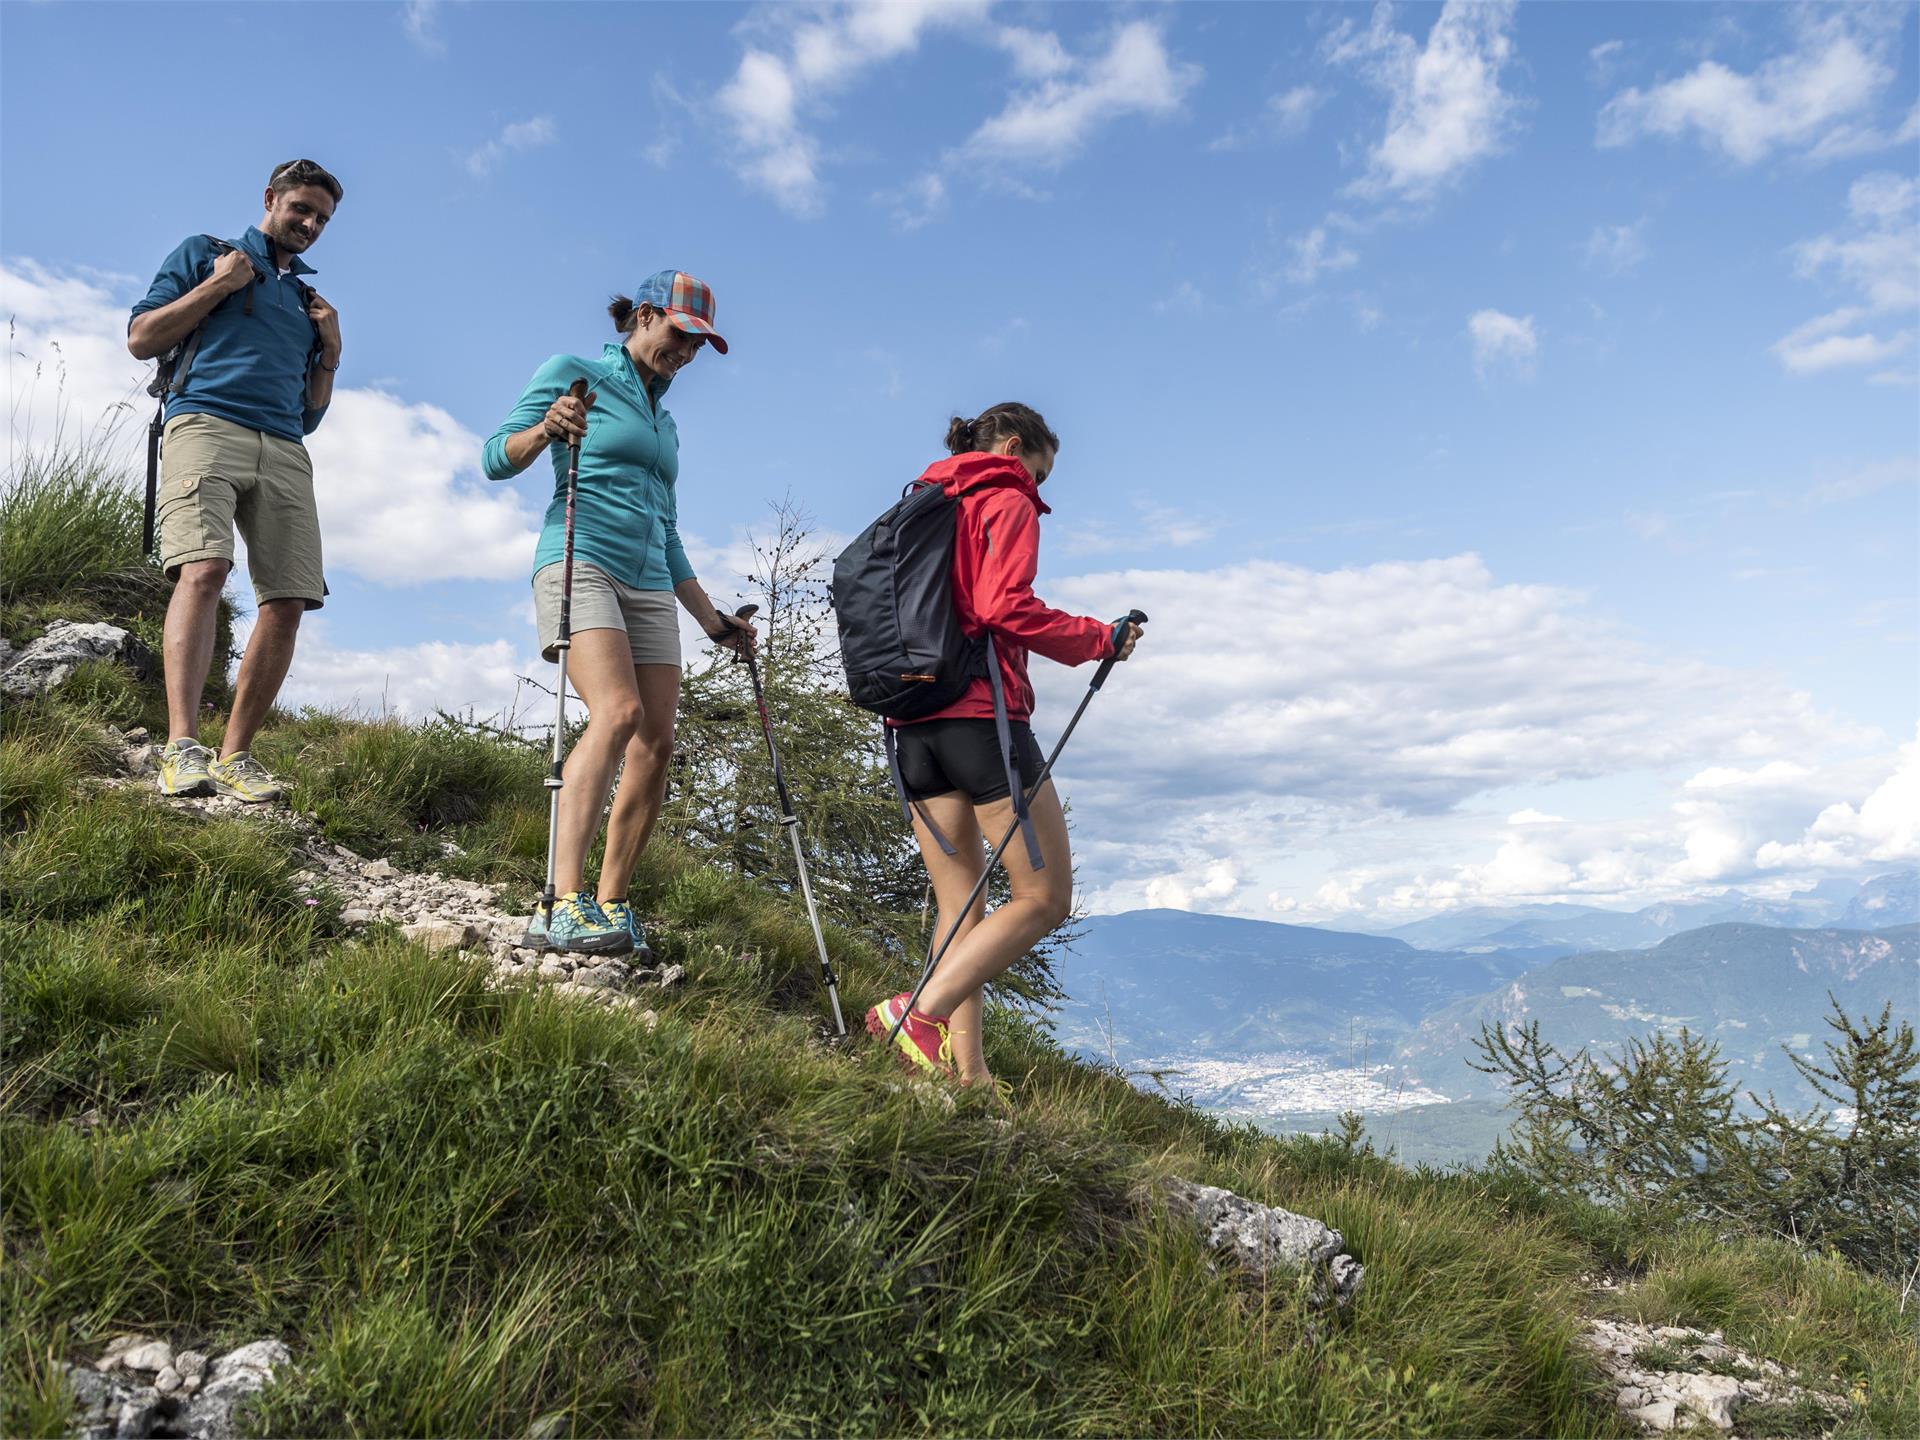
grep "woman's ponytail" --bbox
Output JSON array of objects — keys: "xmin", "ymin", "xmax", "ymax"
[{"xmin": 943, "ymin": 403, "xmax": 1059, "ymax": 458}]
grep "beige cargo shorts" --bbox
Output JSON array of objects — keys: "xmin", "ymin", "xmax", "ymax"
[{"xmin": 157, "ymin": 410, "xmax": 327, "ymax": 608}]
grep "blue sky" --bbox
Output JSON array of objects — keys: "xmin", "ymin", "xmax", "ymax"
[{"xmin": 3, "ymin": 1, "xmax": 1915, "ymax": 925}]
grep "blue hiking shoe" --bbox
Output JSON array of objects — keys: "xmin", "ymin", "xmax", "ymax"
[
  {"xmin": 539, "ymin": 892, "xmax": 632, "ymax": 956},
  {"xmin": 598, "ymin": 898, "xmax": 655, "ymax": 961}
]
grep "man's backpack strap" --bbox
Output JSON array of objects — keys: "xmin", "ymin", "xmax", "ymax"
[{"xmin": 143, "ymin": 237, "xmax": 248, "ymax": 555}]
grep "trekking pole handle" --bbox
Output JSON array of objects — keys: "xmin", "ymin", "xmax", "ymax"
[
  {"xmin": 726, "ymin": 602, "xmax": 760, "ymax": 664},
  {"xmin": 1092, "ymin": 609, "xmax": 1149, "ymax": 691}
]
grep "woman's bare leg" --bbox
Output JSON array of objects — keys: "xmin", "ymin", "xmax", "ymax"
[
  {"xmin": 552, "ymin": 630, "xmax": 643, "ymax": 898},
  {"xmin": 597, "ymin": 663, "xmax": 681, "ymax": 902},
  {"xmin": 907, "ymin": 793, "xmax": 992, "ymax": 1083},
  {"xmin": 915, "ymin": 781, "xmax": 1073, "ymax": 1027}
]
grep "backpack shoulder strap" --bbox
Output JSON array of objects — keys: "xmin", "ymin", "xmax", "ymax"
[{"xmin": 153, "ymin": 237, "xmax": 260, "ymax": 399}]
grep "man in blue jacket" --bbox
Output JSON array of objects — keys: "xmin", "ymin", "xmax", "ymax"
[{"xmin": 128, "ymin": 159, "xmax": 344, "ymax": 802}]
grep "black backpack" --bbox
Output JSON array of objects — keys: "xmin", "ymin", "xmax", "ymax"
[{"xmin": 829, "ymin": 479, "xmax": 1044, "ymax": 868}]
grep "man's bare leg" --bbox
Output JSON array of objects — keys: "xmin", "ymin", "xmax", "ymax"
[
  {"xmin": 221, "ymin": 599, "xmax": 305, "ymax": 756},
  {"xmin": 163, "ymin": 559, "xmax": 231, "ymax": 741}
]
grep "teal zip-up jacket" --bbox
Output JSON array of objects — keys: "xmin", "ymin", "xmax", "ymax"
[{"xmin": 483, "ymin": 343, "xmax": 694, "ymax": 591}]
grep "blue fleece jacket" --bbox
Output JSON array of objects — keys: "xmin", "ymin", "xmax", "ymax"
[{"xmin": 483, "ymin": 344, "xmax": 694, "ymax": 591}]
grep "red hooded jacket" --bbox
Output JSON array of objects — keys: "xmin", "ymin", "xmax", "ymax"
[{"xmin": 895, "ymin": 452, "xmax": 1115, "ymax": 726}]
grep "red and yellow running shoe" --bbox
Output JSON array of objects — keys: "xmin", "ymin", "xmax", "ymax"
[{"xmin": 866, "ymin": 993, "xmax": 955, "ymax": 1080}]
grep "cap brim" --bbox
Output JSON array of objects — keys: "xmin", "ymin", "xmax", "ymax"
[{"xmin": 665, "ymin": 310, "xmax": 728, "ymax": 355}]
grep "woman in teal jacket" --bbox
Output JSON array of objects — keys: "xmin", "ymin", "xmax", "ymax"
[{"xmin": 484, "ymin": 269, "xmax": 751, "ymax": 955}]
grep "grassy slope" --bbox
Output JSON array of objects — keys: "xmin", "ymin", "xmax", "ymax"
[{"xmin": 2, "ymin": 466, "xmax": 1915, "ymax": 1438}]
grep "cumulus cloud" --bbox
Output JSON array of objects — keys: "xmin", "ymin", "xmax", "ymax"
[
  {"xmin": 1597, "ymin": 8, "xmax": 1907, "ymax": 164},
  {"xmin": 0, "ymin": 258, "xmax": 154, "ymax": 445},
  {"xmin": 462, "ymin": 116, "xmax": 557, "ymax": 179},
  {"xmin": 962, "ymin": 20, "xmax": 1200, "ymax": 168},
  {"xmin": 1467, "ymin": 308, "xmax": 1537, "ymax": 378},
  {"xmin": 1756, "ymin": 733, "xmax": 1919, "ymax": 870},
  {"xmin": 305, "ymin": 389, "xmax": 540, "ymax": 583},
  {"xmin": 1041, "ymin": 554, "xmax": 1846, "ymax": 823},
  {"xmin": 1772, "ymin": 170, "xmax": 1918, "ymax": 375},
  {"xmin": 1142, "ymin": 860, "xmax": 1241, "ymax": 912},
  {"xmin": 716, "ymin": 0, "xmax": 989, "ymax": 216},
  {"xmin": 273, "ymin": 624, "xmax": 541, "ymax": 724},
  {"xmin": 1, "ymin": 257, "xmax": 541, "ymax": 586},
  {"xmin": 1036, "ymin": 551, "xmax": 1887, "ymax": 919},
  {"xmin": 1326, "ymin": 0, "xmax": 1521, "ymax": 199}
]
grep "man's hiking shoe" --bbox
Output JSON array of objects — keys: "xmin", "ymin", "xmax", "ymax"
[
  {"xmin": 866, "ymin": 993, "xmax": 955, "ymax": 1079},
  {"xmin": 157, "ymin": 738, "xmax": 216, "ymax": 797},
  {"xmin": 208, "ymin": 750, "xmax": 285, "ymax": 804},
  {"xmin": 542, "ymin": 892, "xmax": 632, "ymax": 956},
  {"xmin": 599, "ymin": 898, "xmax": 655, "ymax": 960}
]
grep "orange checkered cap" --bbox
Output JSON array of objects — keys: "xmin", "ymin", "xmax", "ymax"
[{"xmin": 634, "ymin": 269, "xmax": 728, "ymax": 354}]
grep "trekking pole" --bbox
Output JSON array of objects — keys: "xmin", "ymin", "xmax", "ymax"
[
  {"xmin": 729, "ymin": 602, "xmax": 848, "ymax": 1036},
  {"xmin": 888, "ymin": 610, "xmax": 1147, "ymax": 1048},
  {"xmin": 535, "ymin": 379, "xmax": 594, "ymax": 936}
]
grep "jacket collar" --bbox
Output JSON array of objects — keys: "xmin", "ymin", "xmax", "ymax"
[
  {"xmin": 240, "ymin": 226, "xmax": 317, "ymax": 276},
  {"xmin": 601, "ymin": 341, "xmax": 672, "ymax": 401},
  {"xmin": 918, "ymin": 452, "xmax": 1051, "ymax": 514}
]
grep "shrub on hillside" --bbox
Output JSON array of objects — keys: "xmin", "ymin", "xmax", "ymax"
[{"xmin": 1473, "ymin": 998, "xmax": 1920, "ymax": 1279}]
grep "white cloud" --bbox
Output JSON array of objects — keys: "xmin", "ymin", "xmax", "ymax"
[
  {"xmin": 1807, "ymin": 99, "xmax": 1920, "ymax": 162},
  {"xmin": 305, "ymin": 389, "xmax": 540, "ymax": 583},
  {"xmin": 275, "ymin": 626, "xmax": 540, "ymax": 725},
  {"xmin": 1042, "ymin": 553, "xmax": 1846, "ymax": 824},
  {"xmin": 1467, "ymin": 308, "xmax": 1537, "ymax": 378},
  {"xmin": 1772, "ymin": 170, "xmax": 1919, "ymax": 376},
  {"xmin": 1208, "ymin": 84, "xmax": 1327, "ymax": 152},
  {"xmin": 1584, "ymin": 218, "xmax": 1650, "ymax": 275},
  {"xmin": 1326, "ymin": 0, "xmax": 1521, "ymax": 199},
  {"xmin": 401, "ymin": 0, "xmax": 444, "ymax": 56},
  {"xmin": 1285, "ymin": 226, "xmax": 1360, "ymax": 285},
  {"xmin": 963, "ymin": 20, "xmax": 1201, "ymax": 168},
  {"xmin": 716, "ymin": 0, "xmax": 990, "ymax": 216},
  {"xmin": 1597, "ymin": 8, "xmax": 1906, "ymax": 164},
  {"xmin": 993, "ymin": 24, "xmax": 1072, "ymax": 81},
  {"xmin": 1143, "ymin": 860, "xmax": 1241, "ymax": 912},
  {"xmin": 1756, "ymin": 733, "xmax": 1920, "ymax": 870},
  {"xmin": 1, "ymin": 257, "xmax": 541, "ymax": 587},
  {"xmin": 462, "ymin": 116, "xmax": 557, "ymax": 179},
  {"xmin": 1, "ymin": 258, "xmax": 155, "ymax": 448},
  {"xmin": 876, "ymin": 171, "xmax": 948, "ymax": 232}
]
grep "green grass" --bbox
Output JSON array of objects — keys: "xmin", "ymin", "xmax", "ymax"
[
  {"xmin": 1, "ymin": 440, "xmax": 235, "ymax": 710},
  {"xmin": 2, "ymin": 685, "xmax": 1914, "ymax": 1435}
]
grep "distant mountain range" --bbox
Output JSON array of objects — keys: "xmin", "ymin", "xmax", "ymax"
[
  {"xmin": 1052, "ymin": 900, "xmax": 1920, "ymax": 1166},
  {"xmin": 1372, "ymin": 871, "xmax": 1915, "ymax": 955},
  {"xmin": 1395, "ymin": 922, "xmax": 1920, "ymax": 1108},
  {"xmin": 1051, "ymin": 910, "xmax": 1552, "ymax": 1063}
]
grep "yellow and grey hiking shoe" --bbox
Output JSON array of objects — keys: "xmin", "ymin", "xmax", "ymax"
[
  {"xmin": 157, "ymin": 738, "xmax": 217, "ymax": 797},
  {"xmin": 207, "ymin": 750, "xmax": 286, "ymax": 804},
  {"xmin": 543, "ymin": 892, "xmax": 633, "ymax": 956},
  {"xmin": 598, "ymin": 898, "xmax": 655, "ymax": 960}
]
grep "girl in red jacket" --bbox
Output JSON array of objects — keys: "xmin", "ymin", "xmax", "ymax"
[{"xmin": 866, "ymin": 402, "xmax": 1141, "ymax": 1092}]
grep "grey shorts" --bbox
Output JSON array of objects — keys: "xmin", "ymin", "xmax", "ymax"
[{"xmin": 533, "ymin": 561, "xmax": 681, "ymax": 667}]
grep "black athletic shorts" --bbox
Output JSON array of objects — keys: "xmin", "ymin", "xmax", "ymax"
[{"xmin": 893, "ymin": 717, "xmax": 1044, "ymax": 805}]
